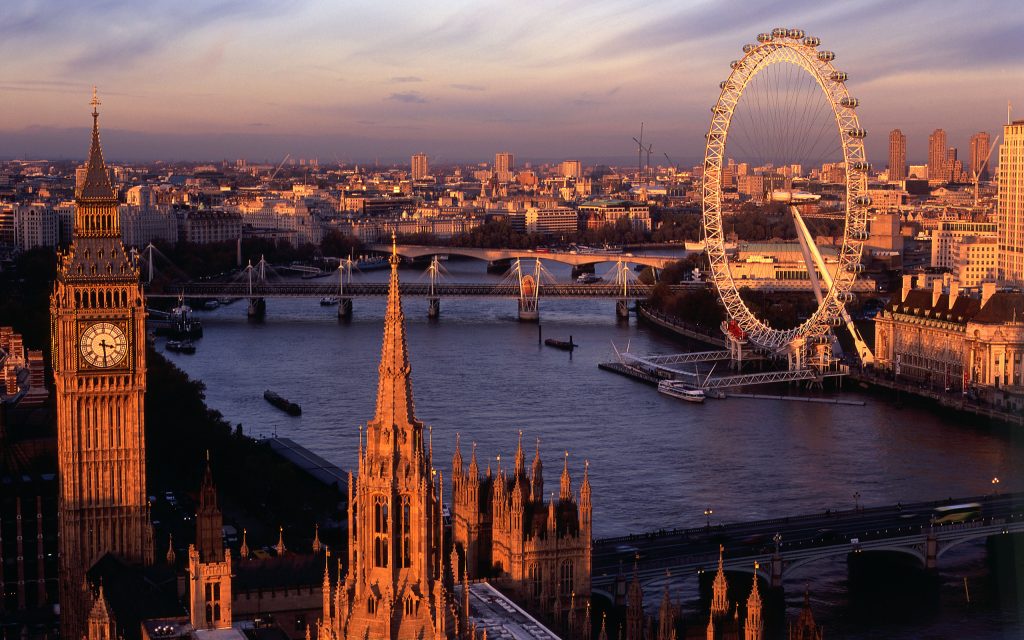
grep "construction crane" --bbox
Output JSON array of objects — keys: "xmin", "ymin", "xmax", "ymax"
[
  {"xmin": 664, "ymin": 152, "xmax": 679, "ymax": 172},
  {"xmin": 972, "ymin": 133, "xmax": 1000, "ymax": 207},
  {"xmin": 268, "ymin": 153, "xmax": 292, "ymax": 182},
  {"xmin": 632, "ymin": 123, "xmax": 653, "ymax": 178}
]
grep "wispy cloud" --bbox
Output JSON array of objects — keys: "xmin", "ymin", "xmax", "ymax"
[
  {"xmin": 387, "ymin": 91, "xmax": 428, "ymax": 104},
  {"xmin": 391, "ymin": 76, "xmax": 423, "ymax": 83},
  {"xmin": 450, "ymin": 83, "xmax": 485, "ymax": 92}
]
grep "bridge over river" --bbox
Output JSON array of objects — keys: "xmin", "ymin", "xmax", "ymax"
[
  {"xmin": 591, "ymin": 491, "xmax": 1024, "ymax": 599},
  {"xmin": 365, "ymin": 244, "xmax": 683, "ymax": 270}
]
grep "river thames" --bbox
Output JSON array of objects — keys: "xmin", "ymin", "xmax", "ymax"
[{"xmin": 165, "ymin": 257, "xmax": 1023, "ymax": 638}]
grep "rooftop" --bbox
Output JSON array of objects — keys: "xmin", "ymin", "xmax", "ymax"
[{"xmin": 459, "ymin": 582, "xmax": 561, "ymax": 640}]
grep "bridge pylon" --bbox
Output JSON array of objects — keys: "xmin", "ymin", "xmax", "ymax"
[
  {"xmin": 427, "ymin": 255, "xmax": 441, "ymax": 319},
  {"xmin": 337, "ymin": 257, "xmax": 353, "ymax": 320},
  {"xmin": 515, "ymin": 258, "xmax": 541, "ymax": 322},
  {"xmin": 613, "ymin": 259, "xmax": 632, "ymax": 320},
  {"xmin": 246, "ymin": 256, "xmax": 267, "ymax": 320}
]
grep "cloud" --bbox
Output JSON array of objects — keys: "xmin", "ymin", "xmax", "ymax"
[
  {"xmin": 450, "ymin": 83, "xmax": 485, "ymax": 92},
  {"xmin": 387, "ymin": 91, "xmax": 428, "ymax": 104},
  {"xmin": 390, "ymin": 76, "xmax": 423, "ymax": 83}
]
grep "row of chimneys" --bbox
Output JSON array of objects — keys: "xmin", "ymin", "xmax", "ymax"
[{"xmin": 901, "ymin": 273, "xmax": 997, "ymax": 309}]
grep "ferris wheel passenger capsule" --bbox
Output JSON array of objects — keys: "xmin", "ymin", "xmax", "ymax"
[
  {"xmin": 846, "ymin": 263, "xmax": 866, "ymax": 274},
  {"xmin": 788, "ymin": 29, "xmax": 805, "ymax": 39},
  {"xmin": 837, "ymin": 291, "xmax": 856, "ymax": 303},
  {"xmin": 850, "ymin": 162, "xmax": 871, "ymax": 172},
  {"xmin": 831, "ymin": 71, "xmax": 848, "ymax": 82},
  {"xmin": 730, "ymin": 60, "xmax": 742, "ymax": 69},
  {"xmin": 854, "ymin": 195, "xmax": 873, "ymax": 207},
  {"xmin": 840, "ymin": 97, "xmax": 859, "ymax": 108},
  {"xmin": 772, "ymin": 27, "xmax": 787, "ymax": 38},
  {"xmin": 743, "ymin": 44, "xmax": 756, "ymax": 53},
  {"xmin": 846, "ymin": 129, "xmax": 867, "ymax": 139},
  {"xmin": 817, "ymin": 51, "xmax": 835, "ymax": 62},
  {"xmin": 828, "ymin": 316, "xmax": 844, "ymax": 327},
  {"xmin": 851, "ymin": 229, "xmax": 870, "ymax": 241},
  {"xmin": 757, "ymin": 33, "xmax": 773, "ymax": 43},
  {"xmin": 803, "ymin": 36, "xmax": 820, "ymax": 47}
]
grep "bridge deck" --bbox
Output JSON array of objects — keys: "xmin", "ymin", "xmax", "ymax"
[
  {"xmin": 592, "ymin": 491, "xmax": 1024, "ymax": 588},
  {"xmin": 144, "ymin": 282, "xmax": 687, "ymax": 299}
]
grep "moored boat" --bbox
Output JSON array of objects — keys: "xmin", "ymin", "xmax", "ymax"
[
  {"xmin": 576, "ymin": 273, "xmax": 603, "ymax": 284},
  {"xmin": 320, "ymin": 296, "xmax": 341, "ymax": 306},
  {"xmin": 657, "ymin": 380, "xmax": 706, "ymax": 403},
  {"xmin": 544, "ymin": 337, "xmax": 576, "ymax": 351},
  {"xmin": 264, "ymin": 390, "xmax": 301, "ymax": 416},
  {"xmin": 165, "ymin": 339, "xmax": 196, "ymax": 354}
]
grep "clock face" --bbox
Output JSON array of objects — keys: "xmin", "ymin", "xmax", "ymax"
[{"xmin": 79, "ymin": 322, "xmax": 128, "ymax": 369}]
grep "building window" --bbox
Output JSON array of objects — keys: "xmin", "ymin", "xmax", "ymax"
[
  {"xmin": 529, "ymin": 563, "xmax": 542, "ymax": 599},
  {"xmin": 559, "ymin": 560, "xmax": 574, "ymax": 597},
  {"xmin": 374, "ymin": 496, "xmax": 389, "ymax": 568},
  {"xmin": 398, "ymin": 496, "xmax": 411, "ymax": 568}
]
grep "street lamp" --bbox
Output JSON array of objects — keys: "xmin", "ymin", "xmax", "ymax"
[
  {"xmin": 704, "ymin": 507, "xmax": 714, "ymax": 528},
  {"xmin": 853, "ymin": 491, "xmax": 861, "ymax": 512},
  {"xmin": 992, "ymin": 477, "xmax": 1000, "ymax": 495}
]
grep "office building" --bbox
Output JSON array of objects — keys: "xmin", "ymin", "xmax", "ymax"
[
  {"xmin": 998, "ymin": 120, "xmax": 1024, "ymax": 284},
  {"xmin": 889, "ymin": 129, "xmax": 907, "ymax": 181},
  {"xmin": 928, "ymin": 129, "xmax": 947, "ymax": 183}
]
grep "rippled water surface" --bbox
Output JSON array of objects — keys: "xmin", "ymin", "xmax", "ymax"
[{"xmin": 166, "ymin": 258, "xmax": 1024, "ymax": 637}]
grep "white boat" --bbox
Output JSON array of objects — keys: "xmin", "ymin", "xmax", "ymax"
[
  {"xmin": 320, "ymin": 296, "xmax": 340, "ymax": 306},
  {"xmin": 657, "ymin": 381, "xmax": 705, "ymax": 403}
]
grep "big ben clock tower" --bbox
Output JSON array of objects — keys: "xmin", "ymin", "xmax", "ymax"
[{"xmin": 51, "ymin": 90, "xmax": 153, "ymax": 637}]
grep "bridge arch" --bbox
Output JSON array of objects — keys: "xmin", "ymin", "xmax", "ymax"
[
  {"xmin": 935, "ymin": 531, "xmax": 999, "ymax": 560},
  {"xmin": 782, "ymin": 545, "xmax": 926, "ymax": 578}
]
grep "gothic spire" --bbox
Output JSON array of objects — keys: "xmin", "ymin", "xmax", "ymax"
[
  {"xmin": 744, "ymin": 565, "xmax": 763, "ymax": 640},
  {"xmin": 710, "ymin": 544, "xmax": 729, "ymax": 618},
  {"xmin": 275, "ymin": 526, "xmax": 286, "ymax": 556},
  {"xmin": 514, "ymin": 430, "xmax": 525, "ymax": 477},
  {"xmin": 370, "ymin": 234, "xmax": 418, "ymax": 430},
  {"xmin": 531, "ymin": 437, "xmax": 543, "ymax": 502},
  {"xmin": 560, "ymin": 451, "xmax": 572, "ymax": 501},
  {"xmin": 196, "ymin": 453, "xmax": 224, "ymax": 563},
  {"xmin": 78, "ymin": 87, "xmax": 116, "ymax": 203}
]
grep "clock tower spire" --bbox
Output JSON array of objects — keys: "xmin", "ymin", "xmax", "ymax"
[{"xmin": 52, "ymin": 91, "xmax": 153, "ymax": 639}]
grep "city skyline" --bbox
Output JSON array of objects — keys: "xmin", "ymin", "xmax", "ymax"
[{"xmin": 1, "ymin": 1, "xmax": 1022, "ymax": 163}]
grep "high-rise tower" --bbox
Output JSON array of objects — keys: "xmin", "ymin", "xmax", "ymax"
[
  {"xmin": 970, "ymin": 131, "xmax": 992, "ymax": 181},
  {"xmin": 928, "ymin": 129, "xmax": 947, "ymax": 182},
  {"xmin": 51, "ymin": 90, "xmax": 153, "ymax": 637},
  {"xmin": 411, "ymin": 153, "xmax": 429, "ymax": 180},
  {"xmin": 495, "ymin": 152, "xmax": 514, "ymax": 181},
  {"xmin": 319, "ymin": 238, "xmax": 452, "ymax": 639},
  {"xmin": 998, "ymin": 120, "xmax": 1024, "ymax": 285},
  {"xmin": 888, "ymin": 129, "xmax": 907, "ymax": 181}
]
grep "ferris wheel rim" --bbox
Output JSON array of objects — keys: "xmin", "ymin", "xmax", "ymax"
[{"xmin": 701, "ymin": 31, "xmax": 870, "ymax": 352}]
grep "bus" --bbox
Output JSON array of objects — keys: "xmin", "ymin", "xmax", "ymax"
[{"xmin": 931, "ymin": 503, "xmax": 982, "ymax": 525}]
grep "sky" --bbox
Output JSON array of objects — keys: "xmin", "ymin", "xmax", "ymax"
[{"xmin": 1, "ymin": 0, "xmax": 1022, "ymax": 165}]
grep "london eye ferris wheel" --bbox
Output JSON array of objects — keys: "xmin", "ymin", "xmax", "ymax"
[{"xmin": 701, "ymin": 28, "xmax": 873, "ymax": 363}]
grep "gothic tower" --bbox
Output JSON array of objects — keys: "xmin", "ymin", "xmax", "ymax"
[
  {"xmin": 743, "ymin": 569, "xmax": 763, "ymax": 640},
  {"xmin": 320, "ymin": 239, "xmax": 452, "ymax": 639},
  {"xmin": 52, "ymin": 90, "xmax": 153, "ymax": 637},
  {"xmin": 188, "ymin": 456, "xmax": 233, "ymax": 630}
]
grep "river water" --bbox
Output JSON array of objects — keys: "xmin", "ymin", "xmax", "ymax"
[{"xmin": 164, "ymin": 257, "xmax": 1023, "ymax": 638}]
